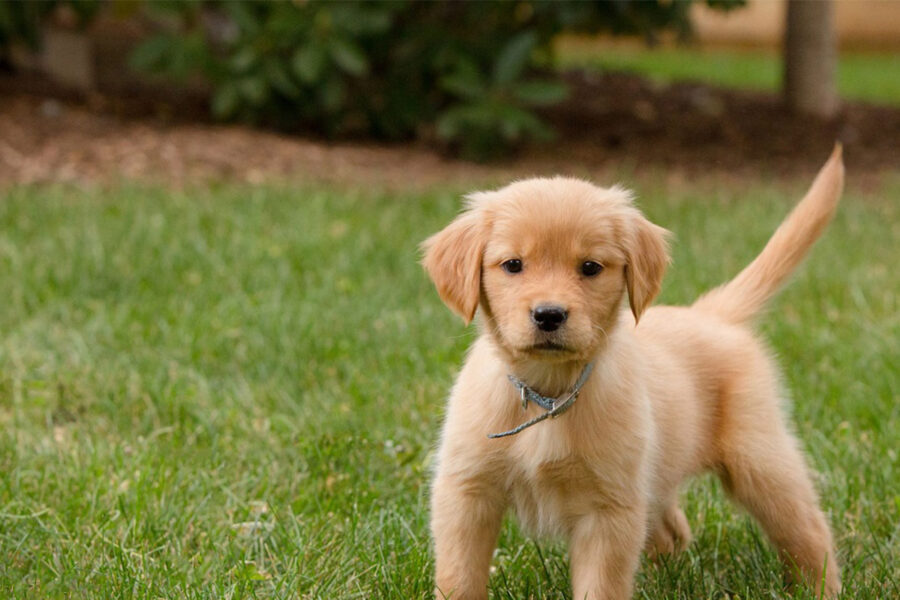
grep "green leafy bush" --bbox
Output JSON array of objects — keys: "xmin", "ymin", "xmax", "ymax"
[
  {"xmin": 129, "ymin": 0, "xmax": 749, "ymax": 159},
  {"xmin": 130, "ymin": 1, "xmax": 567, "ymax": 158},
  {"xmin": 3, "ymin": 0, "xmax": 743, "ymax": 159}
]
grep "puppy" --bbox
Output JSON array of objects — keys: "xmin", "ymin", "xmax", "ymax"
[{"xmin": 422, "ymin": 147, "xmax": 844, "ymax": 600}]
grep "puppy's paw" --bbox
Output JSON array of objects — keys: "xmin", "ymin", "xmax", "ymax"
[{"xmin": 645, "ymin": 505, "xmax": 692, "ymax": 558}]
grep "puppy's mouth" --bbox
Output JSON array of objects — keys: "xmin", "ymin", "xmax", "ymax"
[{"xmin": 527, "ymin": 341, "xmax": 572, "ymax": 353}]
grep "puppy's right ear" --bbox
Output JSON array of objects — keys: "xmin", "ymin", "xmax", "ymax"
[{"xmin": 421, "ymin": 208, "xmax": 486, "ymax": 325}]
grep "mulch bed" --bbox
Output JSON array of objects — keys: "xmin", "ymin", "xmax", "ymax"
[
  {"xmin": 540, "ymin": 71, "xmax": 899, "ymax": 177},
  {"xmin": 1, "ymin": 69, "xmax": 897, "ymax": 190}
]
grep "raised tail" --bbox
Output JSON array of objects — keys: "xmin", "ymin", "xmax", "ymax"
[{"xmin": 692, "ymin": 145, "xmax": 844, "ymax": 325}]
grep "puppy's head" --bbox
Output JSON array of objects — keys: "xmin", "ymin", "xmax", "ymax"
[{"xmin": 422, "ymin": 178, "xmax": 669, "ymax": 362}]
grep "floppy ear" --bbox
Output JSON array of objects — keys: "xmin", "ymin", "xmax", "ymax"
[
  {"xmin": 421, "ymin": 209, "xmax": 486, "ymax": 325},
  {"xmin": 625, "ymin": 215, "xmax": 670, "ymax": 324}
]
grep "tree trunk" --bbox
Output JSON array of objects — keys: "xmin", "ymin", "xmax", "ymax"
[{"xmin": 783, "ymin": 0, "xmax": 839, "ymax": 118}]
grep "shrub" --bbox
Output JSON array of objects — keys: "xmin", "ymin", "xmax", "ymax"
[{"xmin": 5, "ymin": 0, "xmax": 743, "ymax": 160}]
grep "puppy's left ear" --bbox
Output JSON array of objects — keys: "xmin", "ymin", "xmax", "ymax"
[
  {"xmin": 421, "ymin": 208, "xmax": 487, "ymax": 325},
  {"xmin": 625, "ymin": 215, "xmax": 670, "ymax": 324}
]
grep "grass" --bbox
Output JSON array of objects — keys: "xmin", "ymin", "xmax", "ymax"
[
  {"xmin": 0, "ymin": 174, "xmax": 897, "ymax": 598},
  {"xmin": 556, "ymin": 39, "xmax": 900, "ymax": 106}
]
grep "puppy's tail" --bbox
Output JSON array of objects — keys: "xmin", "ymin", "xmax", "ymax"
[{"xmin": 692, "ymin": 145, "xmax": 844, "ymax": 325}]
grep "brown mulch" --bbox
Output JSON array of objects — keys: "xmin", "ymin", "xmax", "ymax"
[
  {"xmin": 1, "ymin": 70, "xmax": 898, "ymax": 191},
  {"xmin": 0, "ymin": 87, "xmax": 498, "ymax": 191},
  {"xmin": 542, "ymin": 71, "xmax": 900, "ymax": 178}
]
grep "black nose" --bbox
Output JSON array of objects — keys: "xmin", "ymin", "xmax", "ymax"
[{"xmin": 531, "ymin": 305, "xmax": 568, "ymax": 332}]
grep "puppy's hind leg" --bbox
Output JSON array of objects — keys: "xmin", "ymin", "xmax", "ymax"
[
  {"xmin": 716, "ymin": 380, "xmax": 841, "ymax": 597},
  {"xmin": 645, "ymin": 500, "xmax": 692, "ymax": 558}
]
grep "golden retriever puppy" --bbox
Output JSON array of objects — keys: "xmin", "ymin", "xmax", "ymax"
[{"xmin": 422, "ymin": 147, "xmax": 844, "ymax": 600}]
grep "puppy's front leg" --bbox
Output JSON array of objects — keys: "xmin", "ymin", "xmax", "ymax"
[
  {"xmin": 569, "ymin": 504, "xmax": 647, "ymax": 600},
  {"xmin": 431, "ymin": 472, "xmax": 506, "ymax": 600}
]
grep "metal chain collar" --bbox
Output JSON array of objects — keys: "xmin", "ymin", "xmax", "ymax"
[{"xmin": 487, "ymin": 362, "xmax": 595, "ymax": 439}]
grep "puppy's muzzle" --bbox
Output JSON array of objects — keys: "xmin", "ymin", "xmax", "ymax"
[{"xmin": 531, "ymin": 304, "xmax": 568, "ymax": 332}]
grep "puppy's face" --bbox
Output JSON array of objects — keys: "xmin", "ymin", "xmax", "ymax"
[{"xmin": 423, "ymin": 178, "xmax": 669, "ymax": 363}]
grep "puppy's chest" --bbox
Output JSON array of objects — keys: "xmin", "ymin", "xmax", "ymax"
[{"xmin": 506, "ymin": 433, "xmax": 627, "ymax": 537}]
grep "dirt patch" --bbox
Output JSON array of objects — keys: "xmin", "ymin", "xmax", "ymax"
[
  {"xmin": 0, "ymin": 77, "xmax": 500, "ymax": 191},
  {"xmin": 1, "ymin": 69, "xmax": 897, "ymax": 191},
  {"xmin": 537, "ymin": 71, "xmax": 898, "ymax": 179}
]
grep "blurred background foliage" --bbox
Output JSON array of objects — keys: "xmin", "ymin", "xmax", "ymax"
[
  {"xmin": 0, "ymin": 0, "xmax": 742, "ymax": 159},
  {"xmin": 0, "ymin": 0, "xmax": 98, "ymax": 49}
]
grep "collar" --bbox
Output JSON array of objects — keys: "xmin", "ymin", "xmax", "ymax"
[{"xmin": 487, "ymin": 361, "xmax": 595, "ymax": 439}]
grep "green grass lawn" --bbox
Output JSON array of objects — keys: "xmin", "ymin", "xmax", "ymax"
[
  {"xmin": 1, "ymin": 175, "xmax": 897, "ymax": 598},
  {"xmin": 557, "ymin": 40, "xmax": 900, "ymax": 106}
]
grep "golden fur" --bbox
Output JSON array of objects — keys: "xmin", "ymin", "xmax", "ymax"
[{"xmin": 422, "ymin": 147, "xmax": 845, "ymax": 600}]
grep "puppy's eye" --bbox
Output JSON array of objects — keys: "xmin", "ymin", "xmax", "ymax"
[
  {"xmin": 501, "ymin": 259, "xmax": 523, "ymax": 274},
  {"xmin": 581, "ymin": 261, "xmax": 604, "ymax": 277}
]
